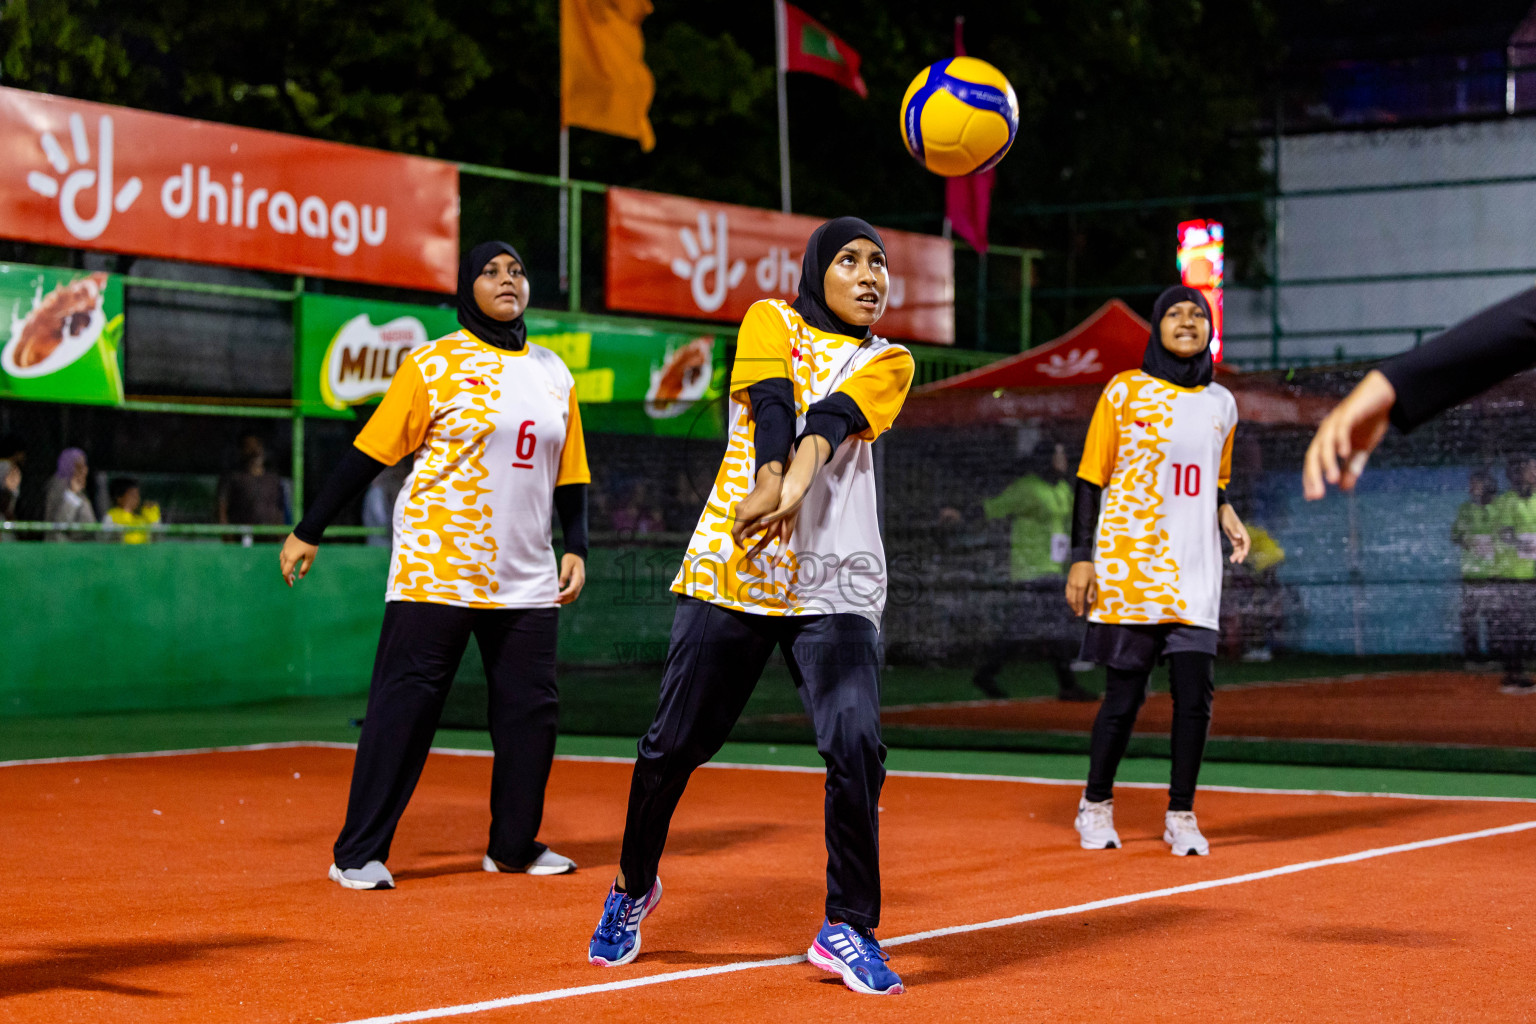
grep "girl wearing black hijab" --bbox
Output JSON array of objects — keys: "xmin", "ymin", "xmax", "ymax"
[
  {"xmin": 1063, "ymin": 285, "xmax": 1251, "ymax": 857},
  {"xmin": 280, "ymin": 241, "xmax": 590, "ymax": 890},
  {"xmin": 586, "ymin": 217, "xmax": 914, "ymax": 997}
]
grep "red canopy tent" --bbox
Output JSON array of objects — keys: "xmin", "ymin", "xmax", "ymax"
[
  {"xmin": 906, "ymin": 300, "xmax": 1330, "ymax": 431},
  {"xmin": 920, "ymin": 299, "xmax": 1154, "ymax": 393}
]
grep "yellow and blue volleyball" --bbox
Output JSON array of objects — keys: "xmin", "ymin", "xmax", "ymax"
[{"xmin": 900, "ymin": 57, "xmax": 1019, "ymax": 177}]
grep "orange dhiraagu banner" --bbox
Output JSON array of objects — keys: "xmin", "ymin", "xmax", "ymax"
[
  {"xmin": 605, "ymin": 187, "xmax": 955, "ymax": 344},
  {"xmin": 0, "ymin": 87, "xmax": 458, "ymax": 292}
]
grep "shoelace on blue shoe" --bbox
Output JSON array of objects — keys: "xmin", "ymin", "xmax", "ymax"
[
  {"xmin": 595, "ymin": 891, "xmax": 630, "ymax": 944},
  {"xmin": 844, "ymin": 926, "xmax": 890, "ymax": 963}
]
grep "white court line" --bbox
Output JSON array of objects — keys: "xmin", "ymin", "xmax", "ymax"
[
  {"xmin": 330, "ymin": 817, "xmax": 1536, "ymax": 1024},
  {"xmin": 6, "ymin": 742, "xmax": 1535, "ymax": 804}
]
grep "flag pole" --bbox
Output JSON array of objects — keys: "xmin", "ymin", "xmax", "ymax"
[
  {"xmin": 558, "ymin": 125, "xmax": 571, "ymax": 293},
  {"xmin": 775, "ymin": 0, "xmax": 791, "ymax": 213}
]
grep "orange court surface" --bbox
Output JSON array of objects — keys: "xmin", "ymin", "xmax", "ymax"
[
  {"xmin": 876, "ymin": 671, "xmax": 1536, "ymax": 748},
  {"xmin": 5, "ymin": 744, "xmax": 1534, "ymax": 1023}
]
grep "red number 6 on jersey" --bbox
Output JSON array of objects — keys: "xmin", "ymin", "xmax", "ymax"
[{"xmin": 513, "ymin": 419, "xmax": 537, "ymax": 468}]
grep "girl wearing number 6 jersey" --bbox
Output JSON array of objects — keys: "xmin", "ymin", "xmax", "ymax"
[
  {"xmin": 280, "ymin": 241, "xmax": 590, "ymax": 890},
  {"xmin": 1064, "ymin": 285, "xmax": 1251, "ymax": 857}
]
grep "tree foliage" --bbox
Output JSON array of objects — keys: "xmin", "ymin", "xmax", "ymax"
[{"xmin": 2, "ymin": 0, "xmax": 1280, "ymax": 336}]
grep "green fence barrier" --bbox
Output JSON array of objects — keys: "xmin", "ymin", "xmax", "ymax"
[{"xmin": 0, "ymin": 541, "xmax": 682, "ymax": 717}]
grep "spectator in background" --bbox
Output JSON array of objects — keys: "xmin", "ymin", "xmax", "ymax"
[
  {"xmin": 0, "ymin": 434, "xmax": 25, "ymax": 475},
  {"xmin": 0, "ymin": 457, "xmax": 19, "ymax": 535},
  {"xmin": 1452, "ymin": 468, "xmax": 1499, "ymax": 667},
  {"xmin": 362, "ymin": 460, "xmax": 410, "ymax": 548},
  {"xmin": 44, "ymin": 447, "xmax": 96, "ymax": 541},
  {"xmin": 974, "ymin": 440, "xmax": 1098, "ymax": 702},
  {"xmin": 1, "ymin": 434, "xmax": 26, "ymax": 531},
  {"xmin": 217, "ymin": 434, "xmax": 287, "ymax": 538},
  {"xmin": 1491, "ymin": 455, "xmax": 1536, "ymax": 694},
  {"xmin": 103, "ymin": 476, "xmax": 160, "ymax": 544}
]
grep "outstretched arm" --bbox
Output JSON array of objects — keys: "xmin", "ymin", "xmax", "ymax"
[{"xmin": 1305, "ymin": 287, "xmax": 1536, "ymax": 499}]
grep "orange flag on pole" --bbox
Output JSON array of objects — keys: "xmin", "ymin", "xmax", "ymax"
[{"xmin": 561, "ymin": 0, "xmax": 657, "ymax": 151}]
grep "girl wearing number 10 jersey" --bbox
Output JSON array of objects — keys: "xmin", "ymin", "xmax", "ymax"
[{"xmin": 1064, "ymin": 285, "xmax": 1251, "ymax": 857}]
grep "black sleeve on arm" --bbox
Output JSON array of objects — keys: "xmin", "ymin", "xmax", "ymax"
[
  {"xmin": 1218, "ymin": 487, "xmax": 1230, "ymax": 508},
  {"xmin": 553, "ymin": 483, "xmax": 589, "ymax": 560},
  {"xmin": 797, "ymin": 392, "xmax": 871, "ymax": 453},
  {"xmin": 1070, "ymin": 477, "xmax": 1103, "ymax": 564},
  {"xmin": 293, "ymin": 446, "xmax": 388, "ymax": 544},
  {"xmin": 746, "ymin": 378, "xmax": 794, "ymax": 477},
  {"xmin": 1380, "ymin": 287, "xmax": 1536, "ymax": 433}
]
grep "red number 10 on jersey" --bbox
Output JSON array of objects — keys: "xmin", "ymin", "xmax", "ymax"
[{"xmin": 1170, "ymin": 462, "xmax": 1201, "ymax": 497}]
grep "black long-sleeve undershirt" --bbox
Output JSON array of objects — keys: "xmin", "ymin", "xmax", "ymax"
[
  {"xmin": 294, "ymin": 446, "xmax": 383, "ymax": 545},
  {"xmin": 552, "ymin": 483, "xmax": 589, "ymax": 559},
  {"xmin": 746, "ymin": 380, "xmax": 872, "ymax": 475},
  {"xmin": 293, "ymin": 445, "xmax": 590, "ymax": 559},
  {"xmin": 1069, "ymin": 477, "xmax": 1229, "ymax": 564},
  {"xmin": 1069, "ymin": 478, "xmax": 1103, "ymax": 565},
  {"xmin": 1380, "ymin": 286, "xmax": 1536, "ymax": 433},
  {"xmin": 746, "ymin": 378, "xmax": 794, "ymax": 476},
  {"xmin": 798, "ymin": 392, "xmax": 870, "ymax": 452}
]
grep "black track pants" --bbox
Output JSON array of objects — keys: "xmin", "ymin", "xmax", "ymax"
[
  {"xmin": 333, "ymin": 601, "xmax": 560, "ymax": 869},
  {"xmin": 618, "ymin": 596, "xmax": 887, "ymax": 929},
  {"xmin": 1083, "ymin": 652, "xmax": 1214, "ymax": 812}
]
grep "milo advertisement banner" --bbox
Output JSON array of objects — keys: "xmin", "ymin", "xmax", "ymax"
[
  {"xmin": 0, "ymin": 262, "xmax": 125, "ymax": 405},
  {"xmin": 297, "ymin": 293, "xmax": 725, "ymax": 437}
]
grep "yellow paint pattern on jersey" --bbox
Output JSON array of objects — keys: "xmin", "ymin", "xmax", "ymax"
[
  {"xmin": 390, "ymin": 338, "xmax": 506, "ymax": 605},
  {"xmin": 1092, "ymin": 373, "xmax": 1184, "ymax": 621}
]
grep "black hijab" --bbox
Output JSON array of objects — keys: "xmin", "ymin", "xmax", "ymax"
[
  {"xmin": 792, "ymin": 216, "xmax": 887, "ymax": 339},
  {"xmin": 457, "ymin": 240, "xmax": 528, "ymax": 351},
  {"xmin": 1142, "ymin": 285, "xmax": 1214, "ymax": 389}
]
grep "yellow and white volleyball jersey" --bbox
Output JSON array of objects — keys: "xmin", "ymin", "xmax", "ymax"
[
  {"xmin": 1078, "ymin": 369, "xmax": 1237, "ymax": 630},
  {"xmin": 353, "ymin": 329, "xmax": 590, "ymax": 609},
  {"xmin": 672, "ymin": 299, "xmax": 914, "ymax": 623}
]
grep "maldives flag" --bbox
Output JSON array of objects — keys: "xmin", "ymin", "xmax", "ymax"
[{"xmin": 778, "ymin": 1, "xmax": 868, "ymax": 98}]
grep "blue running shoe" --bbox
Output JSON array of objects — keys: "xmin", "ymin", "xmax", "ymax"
[
  {"xmin": 588, "ymin": 878, "xmax": 662, "ymax": 967},
  {"xmin": 806, "ymin": 920, "xmax": 905, "ymax": 995}
]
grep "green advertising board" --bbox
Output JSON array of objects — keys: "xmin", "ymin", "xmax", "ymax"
[
  {"xmin": 0, "ymin": 262, "xmax": 125, "ymax": 405},
  {"xmin": 297, "ymin": 293, "xmax": 726, "ymax": 436}
]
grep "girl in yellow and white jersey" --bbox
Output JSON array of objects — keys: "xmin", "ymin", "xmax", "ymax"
[
  {"xmin": 279, "ymin": 241, "xmax": 590, "ymax": 891},
  {"xmin": 1065, "ymin": 285, "xmax": 1251, "ymax": 857}
]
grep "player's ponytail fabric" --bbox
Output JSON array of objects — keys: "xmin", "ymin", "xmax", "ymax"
[
  {"xmin": 792, "ymin": 217, "xmax": 886, "ymax": 339},
  {"xmin": 1142, "ymin": 285, "xmax": 1214, "ymax": 389},
  {"xmin": 457, "ymin": 240, "xmax": 529, "ymax": 352}
]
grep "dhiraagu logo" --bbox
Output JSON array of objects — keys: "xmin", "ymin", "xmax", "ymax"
[
  {"xmin": 25, "ymin": 114, "xmax": 143, "ymax": 242},
  {"xmin": 320, "ymin": 314, "xmax": 426, "ymax": 410}
]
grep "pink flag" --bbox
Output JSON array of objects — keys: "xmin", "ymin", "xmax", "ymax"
[{"xmin": 945, "ymin": 16, "xmax": 995, "ymax": 253}]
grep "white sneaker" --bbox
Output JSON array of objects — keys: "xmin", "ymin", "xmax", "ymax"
[
  {"xmin": 1074, "ymin": 797, "xmax": 1120, "ymax": 850},
  {"xmin": 483, "ymin": 849, "xmax": 577, "ymax": 875},
  {"xmin": 1164, "ymin": 811, "xmax": 1210, "ymax": 856},
  {"xmin": 329, "ymin": 860, "xmax": 394, "ymax": 890}
]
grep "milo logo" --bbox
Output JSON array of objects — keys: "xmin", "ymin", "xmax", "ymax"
[{"xmin": 319, "ymin": 313, "xmax": 425, "ymax": 410}]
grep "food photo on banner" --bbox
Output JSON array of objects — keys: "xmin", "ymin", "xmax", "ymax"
[
  {"xmin": 0, "ymin": 261, "xmax": 125, "ymax": 405},
  {"xmin": 296, "ymin": 292, "xmax": 727, "ymax": 437},
  {"xmin": 604, "ymin": 186, "xmax": 956, "ymax": 344}
]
